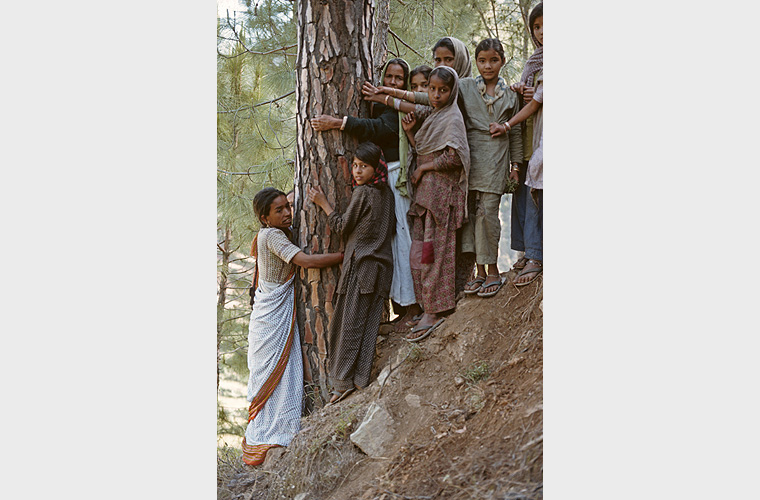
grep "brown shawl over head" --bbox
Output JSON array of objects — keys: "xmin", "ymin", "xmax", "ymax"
[
  {"xmin": 413, "ymin": 65, "xmax": 471, "ymax": 212},
  {"xmin": 440, "ymin": 36, "xmax": 472, "ymax": 78}
]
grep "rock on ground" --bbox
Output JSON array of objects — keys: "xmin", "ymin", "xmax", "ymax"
[{"xmin": 350, "ymin": 401, "xmax": 395, "ymax": 458}]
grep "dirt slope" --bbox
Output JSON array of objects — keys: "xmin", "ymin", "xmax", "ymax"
[{"xmin": 219, "ymin": 270, "xmax": 543, "ymax": 500}]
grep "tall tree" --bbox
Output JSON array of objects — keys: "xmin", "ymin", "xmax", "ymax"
[
  {"xmin": 217, "ymin": 0, "xmax": 537, "ymax": 437},
  {"xmin": 293, "ymin": 0, "xmax": 386, "ymax": 402}
]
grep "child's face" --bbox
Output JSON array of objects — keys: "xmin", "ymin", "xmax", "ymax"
[
  {"xmin": 532, "ymin": 16, "xmax": 543, "ymax": 46},
  {"xmin": 433, "ymin": 46, "xmax": 456, "ymax": 68},
  {"xmin": 352, "ymin": 158, "xmax": 376, "ymax": 186},
  {"xmin": 383, "ymin": 63, "xmax": 406, "ymax": 90},
  {"xmin": 410, "ymin": 73, "xmax": 429, "ymax": 92},
  {"xmin": 475, "ymin": 48, "xmax": 504, "ymax": 82},
  {"xmin": 427, "ymin": 74, "xmax": 452, "ymax": 109}
]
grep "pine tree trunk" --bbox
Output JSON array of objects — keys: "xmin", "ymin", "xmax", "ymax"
[
  {"xmin": 293, "ymin": 0, "xmax": 387, "ymax": 404},
  {"xmin": 372, "ymin": 0, "xmax": 390, "ymax": 84}
]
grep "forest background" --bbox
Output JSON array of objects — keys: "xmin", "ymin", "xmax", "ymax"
[{"xmin": 216, "ymin": 0, "xmax": 541, "ymax": 446}]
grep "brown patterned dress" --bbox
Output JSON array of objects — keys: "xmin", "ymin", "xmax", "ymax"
[
  {"xmin": 326, "ymin": 184, "xmax": 395, "ymax": 392},
  {"xmin": 408, "ymin": 146, "xmax": 466, "ymax": 314}
]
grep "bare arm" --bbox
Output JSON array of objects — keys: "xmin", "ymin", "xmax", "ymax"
[
  {"xmin": 291, "ymin": 251, "xmax": 343, "ymax": 269},
  {"xmin": 307, "ymin": 185, "xmax": 335, "ymax": 216},
  {"xmin": 401, "ymin": 112, "xmax": 417, "ymax": 148},
  {"xmin": 490, "ymin": 98, "xmax": 541, "ymax": 138},
  {"xmin": 362, "ymin": 82, "xmax": 417, "ymax": 113}
]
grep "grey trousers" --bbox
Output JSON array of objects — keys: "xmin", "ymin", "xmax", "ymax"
[{"xmin": 461, "ymin": 190, "xmax": 502, "ymax": 266}]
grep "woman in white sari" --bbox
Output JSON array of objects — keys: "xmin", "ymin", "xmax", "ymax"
[{"xmin": 242, "ymin": 187, "xmax": 343, "ymax": 466}]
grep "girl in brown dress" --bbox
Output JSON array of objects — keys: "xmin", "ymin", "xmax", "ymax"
[{"xmin": 308, "ymin": 142, "xmax": 396, "ymax": 403}]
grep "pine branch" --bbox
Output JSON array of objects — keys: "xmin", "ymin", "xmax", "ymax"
[
  {"xmin": 474, "ymin": 4, "xmax": 494, "ymax": 39},
  {"xmin": 490, "ymin": 0, "xmax": 500, "ymax": 40},
  {"xmin": 217, "ymin": 90, "xmax": 295, "ymax": 114},
  {"xmin": 388, "ymin": 29, "xmax": 426, "ymax": 60},
  {"xmin": 219, "ymin": 345, "xmax": 248, "ymax": 355},
  {"xmin": 219, "ymin": 13, "xmax": 296, "ymax": 59},
  {"xmin": 218, "ymin": 43, "xmax": 298, "ymax": 60},
  {"xmin": 218, "ymin": 312, "xmax": 250, "ymax": 324}
]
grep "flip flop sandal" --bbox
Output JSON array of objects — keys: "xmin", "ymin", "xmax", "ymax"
[
  {"xmin": 477, "ymin": 275, "xmax": 505, "ymax": 298},
  {"xmin": 406, "ymin": 318, "xmax": 445, "ymax": 343},
  {"xmin": 514, "ymin": 263, "xmax": 543, "ymax": 287},
  {"xmin": 464, "ymin": 277, "xmax": 486, "ymax": 294},
  {"xmin": 324, "ymin": 387, "xmax": 355, "ymax": 407},
  {"xmin": 405, "ymin": 314, "xmax": 423, "ymax": 328},
  {"xmin": 511, "ymin": 257, "xmax": 529, "ymax": 271}
]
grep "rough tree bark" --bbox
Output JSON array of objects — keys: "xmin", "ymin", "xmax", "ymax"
[
  {"xmin": 293, "ymin": 0, "xmax": 389, "ymax": 404},
  {"xmin": 372, "ymin": 0, "xmax": 390, "ymax": 83}
]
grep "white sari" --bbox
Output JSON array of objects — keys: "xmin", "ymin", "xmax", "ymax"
[{"xmin": 242, "ymin": 274, "xmax": 303, "ymax": 465}]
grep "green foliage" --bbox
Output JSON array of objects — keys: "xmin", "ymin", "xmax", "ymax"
[{"xmin": 386, "ymin": 0, "xmax": 538, "ymax": 83}]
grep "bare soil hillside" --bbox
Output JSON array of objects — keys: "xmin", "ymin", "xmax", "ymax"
[{"xmin": 219, "ymin": 270, "xmax": 543, "ymax": 500}]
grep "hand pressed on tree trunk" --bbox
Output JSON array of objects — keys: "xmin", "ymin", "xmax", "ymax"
[{"xmin": 310, "ymin": 114, "xmax": 342, "ymax": 131}]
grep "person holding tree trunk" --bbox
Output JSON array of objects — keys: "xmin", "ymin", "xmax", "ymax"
[
  {"xmin": 310, "ymin": 58, "xmax": 421, "ymax": 332},
  {"xmin": 363, "ymin": 37, "xmax": 478, "ymax": 305},
  {"xmin": 308, "ymin": 142, "xmax": 396, "ymax": 404},
  {"xmin": 242, "ymin": 187, "xmax": 343, "ymax": 466}
]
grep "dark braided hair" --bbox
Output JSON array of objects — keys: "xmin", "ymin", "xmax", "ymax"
[
  {"xmin": 409, "ymin": 65, "xmax": 432, "ymax": 82},
  {"xmin": 475, "ymin": 38, "xmax": 505, "ymax": 62},
  {"xmin": 428, "ymin": 66, "xmax": 456, "ymax": 89}
]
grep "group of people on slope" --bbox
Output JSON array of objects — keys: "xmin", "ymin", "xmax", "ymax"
[{"xmin": 240, "ymin": 3, "xmax": 544, "ymax": 467}]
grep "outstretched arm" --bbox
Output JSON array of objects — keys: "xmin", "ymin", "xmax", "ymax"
[
  {"xmin": 310, "ymin": 114, "xmax": 344, "ymax": 131},
  {"xmin": 362, "ymin": 82, "xmax": 417, "ymax": 113},
  {"xmin": 291, "ymin": 251, "xmax": 343, "ymax": 268}
]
